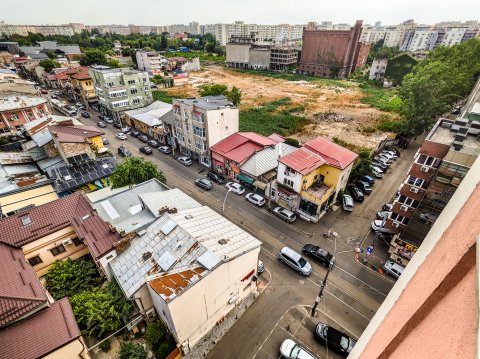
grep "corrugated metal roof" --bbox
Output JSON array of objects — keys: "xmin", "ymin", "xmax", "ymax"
[
  {"xmin": 279, "ymin": 147, "xmax": 326, "ymax": 175},
  {"xmin": 241, "ymin": 142, "xmax": 297, "ymax": 177},
  {"xmin": 304, "ymin": 137, "xmax": 358, "ymax": 169},
  {"xmin": 124, "ymin": 101, "xmax": 172, "ymax": 127}
]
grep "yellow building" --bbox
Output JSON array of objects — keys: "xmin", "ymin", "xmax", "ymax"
[{"xmin": 69, "ymin": 67, "xmax": 96, "ymax": 106}]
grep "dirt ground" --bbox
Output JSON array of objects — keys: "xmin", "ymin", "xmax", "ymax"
[{"xmin": 165, "ymin": 66, "xmax": 398, "ymax": 149}]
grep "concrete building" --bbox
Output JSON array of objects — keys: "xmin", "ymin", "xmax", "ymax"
[
  {"xmin": 0, "ymin": 95, "xmax": 49, "ymax": 135},
  {"xmin": 88, "ymin": 67, "xmax": 153, "ymax": 120},
  {"xmin": 349, "ymin": 154, "xmax": 480, "ymax": 359},
  {"xmin": 67, "ymin": 67, "xmax": 96, "ymax": 106},
  {"xmin": 136, "ymin": 51, "xmax": 163, "ymax": 75},
  {"xmin": 32, "ymin": 25, "xmax": 75, "ymax": 37},
  {"xmin": 172, "ymin": 96, "xmax": 239, "ymax": 167},
  {"xmin": 369, "ymin": 58, "xmax": 388, "ymax": 81},
  {"xmin": 123, "ymin": 101, "xmax": 173, "ymax": 142},
  {"xmin": 275, "ymin": 24, "xmax": 305, "ymax": 44},
  {"xmin": 299, "ymin": 20, "xmax": 370, "ymax": 78}
]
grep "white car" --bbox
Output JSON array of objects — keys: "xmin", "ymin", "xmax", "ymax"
[
  {"xmin": 245, "ymin": 193, "xmax": 265, "ymax": 207},
  {"xmin": 382, "ymin": 150, "xmax": 398, "ymax": 159},
  {"xmin": 177, "ymin": 156, "xmax": 193, "ymax": 166},
  {"xmin": 376, "ymin": 211, "xmax": 391, "ymax": 220},
  {"xmin": 116, "ymin": 132, "xmax": 127, "ymax": 140},
  {"xmin": 419, "ymin": 212, "xmax": 438, "ymax": 223},
  {"xmin": 75, "ymin": 102, "xmax": 84, "ymax": 108},
  {"xmin": 280, "ymin": 338, "xmax": 316, "ymax": 359},
  {"xmin": 371, "ymin": 220, "xmax": 395, "ymax": 234},
  {"xmin": 225, "ymin": 182, "xmax": 245, "ymax": 195},
  {"xmin": 371, "ymin": 167, "xmax": 384, "ymax": 178}
]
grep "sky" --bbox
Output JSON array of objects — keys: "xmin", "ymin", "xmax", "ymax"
[{"xmin": 2, "ymin": 0, "xmax": 479, "ymax": 26}]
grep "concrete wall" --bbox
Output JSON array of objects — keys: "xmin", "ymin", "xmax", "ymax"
[
  {"xmin": 43, "ymin": 338, "xmax": 90, "ymax": 359},
  {"xmin": 0, "ymin": 184, "xmax": 58, "ymax": 215},
  {"xmin": 98, "ymin": 249, "xmax": 117, "ymax": 279},
  {"xmin": 277, "ymin": 162, "xmax": 302, "ymax": 193},
  {"xmin": 249, "ymin": 48, "xmax": 270, "ymax": 69},
  {"xmin": 226, "ymin": 43, "xmax": 250, "ymax": 64},
  {"xmin": 58, "ymin": 142, "xmax": 95, "ymax": 163}
]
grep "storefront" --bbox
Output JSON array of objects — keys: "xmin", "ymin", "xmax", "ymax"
[{"xmin": 238, "ymin": 173, "xmax": 255, "ymax": 189}]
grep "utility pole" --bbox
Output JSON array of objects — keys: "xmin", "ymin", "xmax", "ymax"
[{"xmin": 311, "ymin": 260, "xmax": 334, "ymax": 317}]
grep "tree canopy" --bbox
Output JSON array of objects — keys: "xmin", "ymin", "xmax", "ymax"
[
  {"xmin": 119, "ymin": 342, "xmax": 148, "ymax": 359},
  {"xmin": 111, "ymin": 156, "xmax": 166, "ymax": 189},
  {"xmin": 79, "ymin": 48, "xmax": 107, "ymax": 66},
  {"xmin": 199, "ymin": 84, "xmax": 242, "ymax": 106},
  {"xmin": 39, "ymin": 58, "xmax": 60, "ymax": 72}
]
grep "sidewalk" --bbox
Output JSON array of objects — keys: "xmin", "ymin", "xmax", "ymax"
[{"xmin": 356, "ymin": 231, "xmax": 392, "ymax": 275}]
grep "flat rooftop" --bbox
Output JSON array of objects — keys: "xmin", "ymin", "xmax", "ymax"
[
  {"xmin": 428, "ymin": 122, "xmax": 480, "ymax": 157},
  {"xmin": 175, "ymin": 95, "xmax": 235, "ymax": 110},
  {"xmin": 0, "ymin": 95, "xmax": 46, "ymax": 111}
]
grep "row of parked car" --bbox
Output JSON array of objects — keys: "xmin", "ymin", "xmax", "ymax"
[{"xmin": 371, "ymin": 146, "xmax": 400, "ymax": 178}]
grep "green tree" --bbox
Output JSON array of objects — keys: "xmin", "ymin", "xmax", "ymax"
[
  {"xmin": 227, "ymin": 86, "xmax": 242, "ymax": 106},
  {"xmin": 45, "ymin": 258, "xmax": 100, "ymax": 300},
  {"xmin": 154, "ymin": 343, "xmax": 173, "ymax": 359},
  {"xmin": 79, "ymin": 48, "xmax": 107, "ymax": 66},
  {"xmin": 350, "ymin": 149, "xmax": 373, "ymax": 181},
  {"xmin": 160, "ymin": 34, "xmax": 168, "ymax": 50},
  {"xmin": 106, "ymin": 58, "xmax": 122, "ymax": 68},
  {"xmin": 204, "ymin": 42, "xmax": 216, "ymax": 53},
  {"xmin": 199, "ymin": 84, "xmax": 228, "ymax": 97},
  {"xmin": 145, "ymin": 321, "xmax": 166, "ymax": 348},
  {"xmin": 111, "ymin": 156, "xmax": 166, "ymax": 189},
  {"xmin": 119, "ymin": 342, "xmax": 148, "ymax": 359},
  {"xmin": 39, "ymin": 58, "xmax": 60, "ymax": 72}
]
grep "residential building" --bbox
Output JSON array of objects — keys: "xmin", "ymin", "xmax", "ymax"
[
  {"xmin": 0, "ymin": 242, "xmax": 90, "ymax": 359},
  {"xmin": 349, "ymin": 155, "xmax": 480, "ymax": 359},
  {"xmin": 123, "ymin": 101, "xmax": 173, "ymax": 142},
  {"xmin": 32, "ymin": 25, "xmax": 75, "ymax": 37},
  {"xmin": 172, "ymin": 96, "xmax": 239, "ymax": 167},
  {"xmin": 20, "ymin": 41, "xmax": 82, "ymax": 58},
  {"xmin": 88, "ymin": 67, "xmax": 153, "ymax": 120},
  {"xmin": 0, "ymin": 41, "xmax": 21, "ymax": 54},
  {"xmin": 275, "ymin": 24, "xmax": 305, "ymax": 44},
  {"xmin": 0, "ymin": 51, "xmax": 13, "ymax": 65},
  {"xmin": 0, "ymin": 77, "xmax": 38, "ymax": 96},
  {"xmin": 272, "ymin": 137, "xmax": 357, "ymax": 222},
  {"xmin": 67, "ymin": 67, "xmax": 96, "ymax": 106},
  {"xmin": 100, "ymin": 25, "xmax": 131, "ymax": 36},
  {"xmin": 384, "ymin": 79, "xmax": 480, "ymax": 266},
  {"xmin": 136, "ymin": 51, "xmax": 164, "ymax": 75},
  {"xmin": 369, "ymin": 58, "xmax": 388, "ymax": 81},
  {"xmin": 0, "ymin": 95, "xmax": 49, "ymax": 135},
  {"xmin": 369, "ymin": 54, "xmax": 417, "ymax": 85},
  {"xmin": 299, "ymin": 20, "xmax": 371, "ymax": 78}
]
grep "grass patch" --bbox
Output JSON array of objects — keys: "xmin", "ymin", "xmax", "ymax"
[
  {"xmin": 164, "ymin": 51, "xmax": 225, "ymax": 64},
  {"xmin": 359, "ymin": 84, "xmax": 403, "ymax": 113},
  {"xmin": 375, "ymin": 115, "xmax": 407, "ymax": 133},
  {"xmin": 332, "ymin": 136, "xmax": 369, "ymax": 153},
  {"xmin": 152, "ymin": 90, "xmax": 175, "ymax": 104}
]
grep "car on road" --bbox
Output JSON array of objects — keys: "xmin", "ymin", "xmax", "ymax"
[
  {"xmin": 117, "ymin": 146, "xmax": 131, "ymax": 157},
  {"xmin": 75, "ymin": 102, "xmax": 84, "ymax": 108},
  {"xmin": 158, "ymin": 146, "xmax": 172, "ymax": 154},
  {"xmin": 101, "ymin": 137, "xmax": 109, "ymax": 145},
  {"xmin": 138, "ymin": 135, "xmax": 149, "ymax": 142},
  {"xmin": 302, "ymin": 244, "xmax": 335, "ymax": 267},
  {"xmin": 54, "ymin": 91, "xmax": 62, "ymax": 96},
  {"xmin": 195, "ymin": 178, "xmax": 213, "ymax": 190},
  {"xmin": 419, "ymin": 212, "xmax": 438, "ymax": 223},
  {"xmin": 130, "ymin": 130, "xmax": 140, "ymax": 137},
  {"xmin": 371, "ymin": 220, "xmax": 395, "ymax": 234},
  {"xmin": 177, "ymin": 156, "xmax": 193, "ymax": 166},
  {"xmin": 40, "ymin": 88, "xmax": 49, "ymax": 94},
  {"xmin": 257, "ymin": 260, "xmax": 265, "ymax": 274},
  {"xmin": 139, "ymin": 146, "xmax": 153, "ymax": 155},
  {"xmin": 116, "ymin": 132, "xmax": 127, "ymax": 140},
  {"xmin": 97, "ymin": 121, "xmax": 107, "ymax": 128},
  {"xmin": 81, "ymin": 111, "xmax": 90, "ymax": 118},
  {"xmin": 278, "ymin": 247, "xmax": 312, "ymax": 276},
  {"xmin": 225, "ymin": 182, "xmax": 245, "ymax": 195},
  {"xmin": 383, "ymin": 260, "xmax": 405, "ymax": 279},
  {"xmin": 371, "ymin": 167, "xmax": 384, "ymax": 178},
  {"xmin": 272, "ymin": 207, "xmax": 296, "ymax": 223},
  {"xmin": 355, "ymin": 180, "xmax": 373, "ymax": 194},
  {"xmin": 314, "ymin": 322, "xmax": 356, "ymax": 357},
  {"xmin": 360, "ymin": 175, "xmax": 375, "ymax": 186},
  {"xmin": 376, "ymin": 211, "xmax": 391, "ymax": 220},
  {"xmin": 382, "ymin": 203, "xmax": 393, "ymax": 211},
  {"xmin": 50, "ymin": 94, "xmax": 58, "ymax": 99},
  {"xmin": 280, "ymin": 338, "xmax": 316, "ymax": 359},
  {"xmin": 104, "ymin": 117, "xmax": 114, "ymax": 124},
  {"xmin": 148, "ymin": 139, "xmax": 159, "ymax": 148},
  {"xmin": 341, "ymin": 194, "xmax": 354, "ymax": 212},
  {"xmin": 245, "ymin": 193, "xmax": 265, "ymax": 207},
  {"xmin": 347, "ymin": 185, "xmax": 364, "ymax": 202},
  {"xmin": 207, "ymin": 171, "xmax": 225, "ymax": 184}
]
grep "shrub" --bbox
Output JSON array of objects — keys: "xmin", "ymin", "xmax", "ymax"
[
  {"xmin": 154, "ymin": 342, "xmax": 175, "ymax": 359},
  {"xmin": 145, "ymin": 321, "xmax": 166, "ymax": 349},
  {"xmin": 99, "ymin": 339, "xmax": 111, "ymax": 353},
  {"xmin": 119, "ymin": 342, "xmax": 147, "ymax": 359}
]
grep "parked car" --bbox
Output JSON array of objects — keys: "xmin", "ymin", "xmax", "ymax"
[
  {"xmin": 50, "ymin": 94, "xmax": 58, "ymax": 99},
  {"xmin": 138, "ymin": 135, "xmax": 149, "ymax": 142},
  {"xmin": 113, "ymin": 122, "xmax": 122, "ymax": 129},
  {"xmin": 360, "ymin": 175, "xmax": 375, "ymax": 186},
  {"xmin": 278, "ymin": 247, "xmax": 312, "ymax": 276},
  {"xmin": 81, "ymin": 111, "xmax": 90, "ymax": 118},
  {"xmin": 195, "ymin": 178, "xmax": 213, "ymax": 190},
  {"xmin": 116, "ymin": 132, "xmax": 127, "ymax": 140},
  {"xmin": 101, "ymin": 137, "xmax": 109, "ymax": 145},
  {"xmin": 104, "ymin": 117, "xmax": 114, "ymax": 124},
  {"xmin": 371, "ymin": 220, "xmax": 395, "ymax": 234},
  {"xmin": 314, "ymin": 323, "xmax": 356, "ymax": 357},
  {"xmin": 225, "ymin": 182, "xmax": 245, "ymax": 194},
  {"xmin": 371, "ymin": 160, "xmax": 388, "ymax": 172},
  {"xmin": 385, "ymin": 146, "xmax": 400, "ymax": 157},
  {"xmin": 302, "ymin": 244, "xmax": 335, "ymax": 267},
  {"xmin": 207, "ymin": 171, "xmax": 225, "ymax": 184},
  {"xmin": 158, "ymin": 146, "xmax": 172, "ymax": 154},
  {"xmin": 257, "ymin": 260, "xmax": 265, "ymax": 274},
  {"xmin": 382, "ymin": 150, "xmax": 398, "ymax": 159},
  {"xmin": 54, "ymin": 91, "xmax": 62, "ymax": 96},
  {"xmin": 75, "ymin": 102, "xmax": 83, "ymax": 108},
  {"xmin": 355, "ymin": 180, "xmax": 373, "ymax": 194},
  {"xmin": 97, "ymin": 121, "xmax": 107, "ymax": 128},
  {"xmin": 419, "ymin": 212, "xmax": 438, "ymax": 223},
  {"xmin": 451, "ymin": 106, "xmax": 461, "ymax": 115},
  {"xmin": 371, "ymin": 167, "xmax": 384, "ymax": 178},
  {"xmin": 245, "ymin": 193, "xmax": 265, "ymax": 207},
  {"xmin": 121, "ymin": 126, "xmax": 130, "ymax": 134},
  {"xmin": 40, "ymin": 88, "xmax": 48, "ymax": 94},
  {"xmin": 382, "ymin": 203, "xmax": 393, "ymax": 211},
  {"xmin": 98, "ymin": 115, "xmax": 105, "ymax": 120},
  {"xmin": 130, "ymin": 130, "xmax": 140, "ymax": 137},
  {"xmin": 177, "ymin": 156, "xmax": 193, "ymax": 166},
  {"xmin": 376, "ymin": 211, "xmax": 391, "ymax": 220},
  {"xmin": 383, "ymin": 260, "xmax": 405, "ymax": 279},
  {"xmin": 280, "ymin": 338, "xmax": 316, "ymax": 359},
  {"xmin": 148, "ymin": 139, "xmax": 159, "ymax": 148},
  {"xmin": 139, "ymin": 146, "xmax": 153, "ymax": 155},
  {"xmin": 347, "ymin": 185, "xmax": 364, "ymax": 202},
  {"xmin": 273, "ymin": 207, "xmax": 296, "ymax": 223},
  {"xmin": 374, "ymin": 155, "xmax": 393, "ymax": 165},
  {"xmin": 117, "ymin": 146, "xmax": 131, "ymax": 157},
  {"xmin": 341, "ymin": 194, "xmax": 354, "ymax": 212}
]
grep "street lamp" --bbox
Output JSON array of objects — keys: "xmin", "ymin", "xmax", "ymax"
[{"xmin": 222, "ymin": 188, "xmax": 233, "ymax": 216}]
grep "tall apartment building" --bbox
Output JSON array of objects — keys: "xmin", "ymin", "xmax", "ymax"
[
  {"xmin": 88, "ymin": 67, "xmax": 153, "ymax": 120},
  {"xmin": 384, "ymin": 79, "xmax": 480, "ymax": 266},
  {"xmin": 32, "ymin": 25, "xmax": 75, "ymax": 37},
  {"xmin": 136, "ymin": 51, "xmax": 164, "ymax": 75},
  {"xmin": 299, "ymin": 20, "xmax": 370, "ymax": 78},
  {"xmin": 99, "ymin": 25, "xmax": 131, "ymax": 35},
  {"xmin": 275, "ymin": 24, "xmax": 305, "ymax": 43},
  {"xmin": 401, "ymin": 28, "xmax": 439, "ymax": 51},
  {"xmin": 172, "ymin": 96, "xmax": 239, "ymax": 167}
]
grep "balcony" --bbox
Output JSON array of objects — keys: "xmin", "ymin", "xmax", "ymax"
[{"xmin": 300, "ymin": 183, "xmax": 334, "ymax": 206}]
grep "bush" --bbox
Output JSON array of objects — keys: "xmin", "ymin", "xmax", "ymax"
[
  {"xmin": 99, "ymin": 339, "xmax": 111, "ymax": 353},
  {"xmin": 145, "ymin": 321, "xmax": 166, "ymax": 348},
  {"xmin": 152, "ymin": 91, "xmax": 175, "ymax": 104},
  {"xmin": 284, "ymin": 138, "xmax": 300, "ymax": 147},
  {"xmin": 119, "ymin": 342, "xmax": 147, "ymax": 359},
  {"xmin": 154, "ymin": 343, "xmax": 173, "ymax": 359},
  {"xmin": 359, "ymin": 84, "xmax": 403, "ymax": 113}
]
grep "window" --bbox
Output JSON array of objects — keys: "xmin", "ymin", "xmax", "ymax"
[
  {"xmin": 407, "ymin": 176, "xmax": 425, "ymax": 188},
  {"xmin": 284, "ymin": 166, "xmax": 296, "ymax": 175},
  {"xmin": 128, "ymin": 79, "xmax": 135, "ymax": 84},
  {"xmin": 391, "ymin": 213, "xmax": 409, "ymax": 224},
  {"xmin": 398, "ymin": 195, "xmax": 419, "ymax": 208},
  {"xmin": 130, "ymin": 89, "xmax": 138, "ymax": 94},
  {"xmin": 21, "ymin": 216, "xmax": 32, "ymax": 226},
  {"xmin": 193, "ymin": 126, "xmax": 205, "ymax": 137},
  {"xmin": 10, "ymin": 113, "xmax": 19, "ymax": 121},
  {"xmin": 107, "ymin": 82, "xmax": 114, "ymax": 87},
  {"xmin": 132, "ymin": 99, "xmax": 140, "ymax": 104},
  {"xmin": 416, "ymin": 154, "xmax": 441, "ymax": 168},
  {"xmin": 28, "ymin": 256, "xmax": 43, "ymax": 266},
  {"xmin": 73, "ymin": 237, "xmax": 83, "ymax": 246},
  {"xmin": 283, "ymin": 178, "xmax": 294, "ymax": 187},
  {"xmin": 50, "ymin": 244, "xmax": 66, "ymax": 256}
]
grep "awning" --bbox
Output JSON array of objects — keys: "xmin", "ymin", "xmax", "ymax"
[
  {"xmin": 253, "ymin": 180, "xmax": 267, "ymax": 190},
  {"xmin": 238, "ymin": 174, "xmax": 254, "ymax": 185}
]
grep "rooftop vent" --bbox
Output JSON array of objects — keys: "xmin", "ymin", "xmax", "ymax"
[
  {"xmin": 21, "ymin": 216, "xmax": 31, "ymax": 226},
  {"xmin": 452, "ymin": 141, "xmax": 464, "ymax": 151},
  {"xmin": 440, "ymin": 120, "xmax": 453, "ymax": 129},
  {"xmin": 142, "ymin": 252, "xmax": 152, "ymax": 261},
  {"xmin": 184, "ymin": 214, "xmax": 193, "ymax": 219},
  {"xmin": 218, "ymin": 239, "xmax": 229, "ymax": 245}
]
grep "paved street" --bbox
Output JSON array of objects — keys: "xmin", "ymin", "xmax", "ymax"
[{"xmin": 69, "ymin": 103, "xmax": 419, "ymax": 359}]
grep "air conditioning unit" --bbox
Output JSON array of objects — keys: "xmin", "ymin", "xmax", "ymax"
[
  {"xmin": 392, "ymin": 221, "xmax": 400, "ymax": 228},
  {"xmin": 420, "ymin": 166, "xmax": 429, "ymax": 172},
  {"xmin": 400, "ymin": 205, "xmax": 409, "ymax": 212},
  {"xmin": 62, "ymin": 238, "xmax": 73, "ymax": 246},
  {"xmin": 410, "ymin": 187, "xmax": 419, "ymax": 193}
]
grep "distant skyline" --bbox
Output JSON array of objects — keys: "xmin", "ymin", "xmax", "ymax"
[{"xmin": 2, "ymin": 0, "xmax": 479, "ymax": 26}]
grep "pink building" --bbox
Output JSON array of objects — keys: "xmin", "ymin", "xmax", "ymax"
[{"xmin": 0, "ymin": 95, "xmax": 49, "ymax": 134}]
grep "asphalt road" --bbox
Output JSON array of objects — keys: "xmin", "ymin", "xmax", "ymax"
[{"xmin": 68, "ymin": 102, "xmax": 419, "ymax": 359}]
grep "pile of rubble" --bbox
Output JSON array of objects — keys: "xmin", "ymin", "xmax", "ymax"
[{"xmin": 314, "ymin": 111, "xmax": 352, "ymax": 123}]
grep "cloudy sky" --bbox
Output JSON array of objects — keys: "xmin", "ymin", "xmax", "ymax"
[{"xmin": 3, "ymin": 0, "xmax": 479, "ymax": 26}]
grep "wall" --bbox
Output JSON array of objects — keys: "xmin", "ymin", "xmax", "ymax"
[
  {"xmin": 249, "ymin": 48, "xmax": 270, "ymax": 69},
  {"xmin": 98, "ymin": 249, "xmax": 117, "ymax": 279},
  {"xmin": 226, "ymin": 43, "xmax": 250, "ymax": 64},
  {"xmin": 89, "ymin": 135, "xmax": 104, "ymax": 149},
  {"xmin": 43, "ymin": 338, "xmax": 90, "ymax": 359},
  {"xmin": 0, "ymin": 184, "xmax": 58, "ymax": 215},
  {"xmin": 205, "ymin": 108, "xmax": 239, "ymax": 147},
  {"xmin": 276, "ymin": 162, "xmax": 302, "ymax": 193},
  {"xmin": 133, "ymin": 283, "xmax": 154, "ymax": 313},
  {"xmin": 58, "ymin": 142, "xmax": 95, "ymax": 163}
]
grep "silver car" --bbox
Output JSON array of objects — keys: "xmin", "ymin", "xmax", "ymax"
[
  {"xmin": 278, "ymin": 247, "xmax": 312, "ymax": 276},
  {"xmin": 177, "ymin": 156, "xmax": 193, "ymax": 166},
  {"xmin": 245, "ymin": 193, "xmax": 265, "ymax": 207},
  {"xmin": 273, "ymin": 207, "xmax": 296, "ymax": 223}
]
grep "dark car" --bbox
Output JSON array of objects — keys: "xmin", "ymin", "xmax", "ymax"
[
  {"xmin": 360, "ymin": 175, "xmax": 375, "ymax": 186},
  {"xmin": 138, "ymin": 135, "xmax": 149, "ymax": 143},
  {"xmin": 98, "ymin": 115, "xmax": 105, "ymax": 121},
  {"xmin": 355, "ymin": 180, "xmax": 372, "ymax": 194},
  {"xmin": 113, "ymin": 122, "xmax": 122, "ymax": 129},
  {"xmin": 371, "ymin": 160, "xmax": 388, "ymax": 172},
  {"xmin": 195, "ymin": 178, "xmax": 213, "ymax": 190},
  {"xmin": 117, "ymin": 146, "xmax": 132, "ymax": 157},
  {"xmin": 81, "ymin": 111, "xmax": 90, "ymax": 118},
  {"xmin": 139, "ymin": 146, "xmax": 153, "ymax": 155},
  {"xmin": 314, "ymin": 323, "xmax": 356, "ymax": 357},
  {"xmin": 347, "ymin": 185, "xmax": 364, "ymax": 202},
  {"xmin": 130, "ymin": 130, "xmax": 140, "ymax": 137},
  {"xmin": 207, "ymin": 171, "xmax": 226, "ymax": 184},
  {"xmin": 451, "ymin": 106, "xmax": 461, "ymax": 115},
  {"xmin": 97, "ymin": 121, "xmax": 107, "ymax": 128},
  {"xmin": 302, "ymin": 244, "xmax": 335, "ymax": 268},
  {"xmin": 148, "ymin": 139, "xmax": 159, "ymax": 148},
  {"xmin": 158, "ymin": 146, "xmax": 172, "ymax": 154}
]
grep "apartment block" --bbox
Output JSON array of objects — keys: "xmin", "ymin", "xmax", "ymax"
[
  {"xmin": 0, "ymin": 95, "xmax": 49, "ymax": 135},
  {"xmin": 136, "ymin": 51, "xmax": 164, "ymax": 75}
]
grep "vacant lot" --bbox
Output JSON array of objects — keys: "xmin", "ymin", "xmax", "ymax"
[{"xmin": 161, "ymin": 66, "xmax": 401, "ymax": 149}]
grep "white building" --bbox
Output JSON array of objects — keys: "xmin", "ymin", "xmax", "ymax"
[
  {"xmin": 369, "ymin": 58, "xmax": 388, "ymax": 81},
  {"xmin": 402, "ymin": 29, "xmax": 439, "ymax": 52},
  {"xmin": 136, "ymin": 51, "xmax": 163, "ymax": 75},
  {"xmin": 383, "ymin": 28, "xmax": 405, "ymax": 48},
  {"xmin": 172, "ymin": 96, "xmax": 239, "ymax": 167},
  {"xmin": 275, "ymin": 24, "xmax": 304, "ymax": 43},
  {"xmin": 441, "ymin": 28, "xmax": 467, "ymax": 47}
]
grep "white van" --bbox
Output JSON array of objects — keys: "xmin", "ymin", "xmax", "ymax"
[{"xmin": 383, "ymin": 260, "xmax": 404, "ymax": 279}]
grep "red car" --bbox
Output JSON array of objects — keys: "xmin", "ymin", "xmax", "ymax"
[{"xmin": 40, "ymin": 88, "xmax": 48, "ymax": 94}]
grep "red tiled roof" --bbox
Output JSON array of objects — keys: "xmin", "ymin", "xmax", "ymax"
[
  {"xmin": 227, "ymin": 142, "xmax": 263, "ymax": 163},
  {"xmin": 49, "ymin": 125, "xmax": 104, "ymax": 144},
  {"xmin": 45, "ymin": 74, "xmax": 56, "ymax": 81},
  {"xmin": 0, "ymin": 243, "xmax": 48, "ymax": 327},
  {"xmin": 0, "ymin": 192, "xmax": 92, "ymax": 247},
  {"xmin": 279, "ymin": 147, "xmax": 326, "ymax": 175},
  {"xmin": 210, "ymin": 132, "xmax": 277, "ymax": 163},
  {"xmin": 70, "ymin": 68, "xmax": 90, "ymax": 80},
  {"xmin": 72, "ymin": 214, "xmax": 120, "ymax": 260},
  {"xmin": 304, "ymin": 137, "xmax": 358, "ymax": 169},
  {"xmin": 210, "ymin": 133, "xmax": 250, "ymax": 156},
  {"xmin": 0, "ymin": 298, "xmax": 82, "ymax": 359}
]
